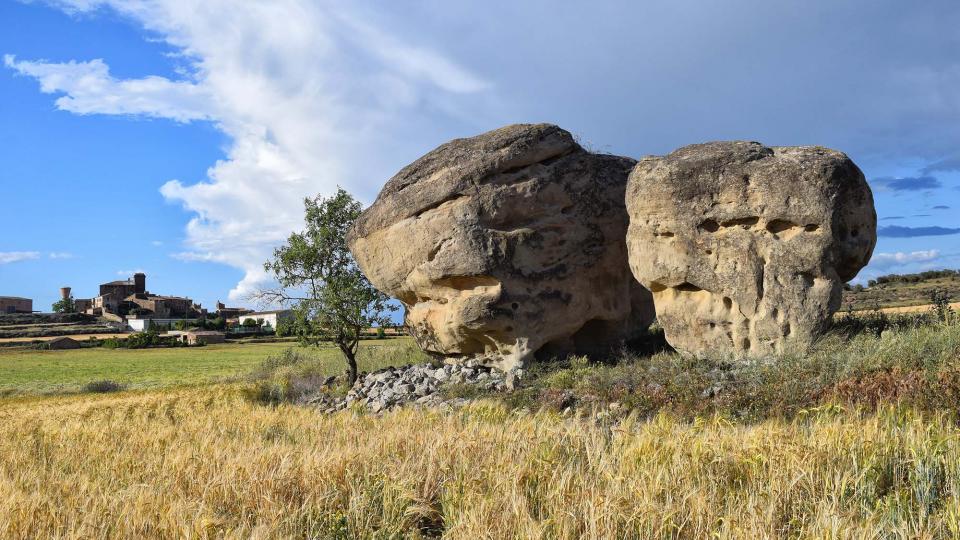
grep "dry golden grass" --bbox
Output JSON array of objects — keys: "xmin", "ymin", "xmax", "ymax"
[{"xmin": 3, "ymin": 386, "xmax": 960, "ymax": 538}]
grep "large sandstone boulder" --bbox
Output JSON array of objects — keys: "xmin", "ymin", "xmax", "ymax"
[
  {"xmin": 626, "ymin": 141, "xmax": 876, "ymax": 357},
  {"xmin": 348, "ymin": 123, "xmax": 655, "ymax": 370}
]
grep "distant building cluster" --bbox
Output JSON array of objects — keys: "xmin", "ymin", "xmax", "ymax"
[
  {"xmin": 63, "ymin": 272, "xmax": 291, "ymax": 333},
  {"xmin": 70, "ymin": 273, "xmax": 206, "ymax": 322},
  {"xmin": 3, "ymin": 272, "xmax": 295, "ymax": 335}
]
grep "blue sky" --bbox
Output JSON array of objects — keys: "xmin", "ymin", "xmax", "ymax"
[{"xmin": 1, "ymin": 0, "xmax": 959, "ymax": 312}]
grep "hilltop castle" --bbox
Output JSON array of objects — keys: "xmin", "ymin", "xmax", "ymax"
[{"xmin": 72, "ymin": 273, "xmax": 206, "ymax": 321}]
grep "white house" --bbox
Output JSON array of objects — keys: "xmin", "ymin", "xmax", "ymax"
[{"xmin": 238, "ymin": 310, "xmax": 293, "ymax": 329}]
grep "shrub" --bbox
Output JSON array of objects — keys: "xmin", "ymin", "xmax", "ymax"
[
  {"xmin": 931, "ymin": 289, "xmax": 956, "ymax": 323},
  {"xmin": 125, "ymin": 330, "xmax": 162, "ymax": 349},
  {"xmin": 242, "ymin": 341, "xmax": 432, "ymax": 405},
  {"xmin": 504, "ymin": 318, "xmax": 960, "ymax": 422},
  {"xmin": 243, "ymin": 348, "xmax": 336, "ymax": 405},
  {"xmin": 356, "ymin": 340, "xmax": 433, "ymax": 370},
  {"xmin": 51, "ymin": 296, "xmax": 76, "ymax": 313},
  {"xmin": 83, "ymin": 380, "xmax": 126, "ymax": 393},
  {"xmin": 204, "ymin": 317, "xmax": 225, "ymax": 330},
  {"xmin": 441, "ymin": 383, "xmax": 488, "ymax": 401},
  {"xmin": 275, "ymin": 320, "xmax": 293, "ymax": 337},
  {"xmin": 830, "ymin": 309, "xmax": 935, "ymax": 338}
]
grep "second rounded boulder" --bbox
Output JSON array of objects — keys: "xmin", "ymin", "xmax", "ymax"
[{"xmin": 626, "ymin": 141, "xmax": 876, "ymax": 357}]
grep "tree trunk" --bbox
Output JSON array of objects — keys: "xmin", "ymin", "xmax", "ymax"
[{"xmin": 341, "ymin": 345, "xmax": 358, "ymax": 385}]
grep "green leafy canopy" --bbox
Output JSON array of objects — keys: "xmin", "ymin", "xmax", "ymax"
[{"xmin": 259, "ymin": 188, "xmax": 395, "ymax": 383}]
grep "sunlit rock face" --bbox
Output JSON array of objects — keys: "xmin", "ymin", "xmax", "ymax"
[
  {"xmin": 348, "ymin": 124, "xmax": 655, "ymax": 370},
  {"xmin": 626, "ymin": 141, "xmax": 876, "ymax": 357}
]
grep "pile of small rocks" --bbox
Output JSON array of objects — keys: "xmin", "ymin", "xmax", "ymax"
[{"xmin": 306, "ymin": 362, "xmax": 514, "ymax": 414}]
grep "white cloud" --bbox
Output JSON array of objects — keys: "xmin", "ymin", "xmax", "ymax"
[
  {"xmin": 115, "ymin": 268, "xmax": 145, "ymax": 276},
  {"xmin": 48, "ymin": 252, "xmax": 74, "ymax": 259},
  {"xmin": 869, "ymin": 250, "xmax": 941, "ymax": 269},
  {"xmin": 851, "ymin": 250, "xmax": 944, "ymax": 284},
  {"xmin": 0, "ymin": 251, "xmax": 41, "ymax": 264},
  {"xmin": 4, "ymin": 55, "xmax": 213, "ymax": 123},
  {"xmin": 8, "ymin": 0, "xmax": 489, "ymax": 301},
  {"xmin": 12, "ymin": 0, "xmax": 960, "ymax": 302}
]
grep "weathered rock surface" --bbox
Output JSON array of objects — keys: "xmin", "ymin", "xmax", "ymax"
[
  {"xmin": 626, "ymin": 141, "xmax": 876, "ymax": 357},
  {"xmin": 348, "ymin": 123, "xmax": 655, "ymax": 370}
]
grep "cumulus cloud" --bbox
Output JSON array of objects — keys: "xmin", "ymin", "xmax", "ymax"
[
  {"xmin": 869, "ymin": 250, "xmax": 941, "ymax": 270},
  {"xmin": 878, "ymin": 225, "xmax": 960, "ymax": 238},
  {"xmin": 8, "ymin": 0, "xmax": 490, "ymax": 300},
  {"xmin": 0, "ymin": 251, "xmax": 41, "ymax": 264},
  {"xmin": 4, "ymin": 55, "xmax": 213, "ymax": 122},
  {"xmin": 872, "ymin": 175, "xmax": 941, "ymax": 191}
]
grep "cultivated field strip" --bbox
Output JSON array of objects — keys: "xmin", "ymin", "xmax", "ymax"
[{"xmin": 2, "ymin": 387, "xmax": 960, "ymax": 538}]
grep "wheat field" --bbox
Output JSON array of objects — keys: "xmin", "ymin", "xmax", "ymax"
[{"xmin": 2, "ymin": 384, "xmax": 960, "ymax": 539}]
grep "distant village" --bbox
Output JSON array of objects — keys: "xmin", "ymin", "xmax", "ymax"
[{"xmin": 0, "ymin": 272, "xmax": 292, "ymax": 344}]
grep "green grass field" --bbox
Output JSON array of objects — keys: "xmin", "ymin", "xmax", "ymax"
[{"xmin": 0, "ymin": 338, "xmax": 417, "ymax": 396}]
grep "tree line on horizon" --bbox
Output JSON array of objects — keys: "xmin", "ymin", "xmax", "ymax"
[{"xmin": 865, "ymin": 268, "xmax": 959, "ymax": 288}]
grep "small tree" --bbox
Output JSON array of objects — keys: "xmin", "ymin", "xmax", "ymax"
[
  {"xmin": 931, "ymin": 289, "xmax": 955, "ymax": 323},
  {"xmin": 174, "ymin": 319, "xmax": 188, "ymax": 331},
  {"xmin": 259, "ymin": 188, "xmax": 394, "ymax": 384},
  {"xmin": 206, "ymin": 316, "xmax": 225, "ymax": 330},
  {"xmin": 52, "ymin": 296, "xmax": 76, "ymax": 313}
]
